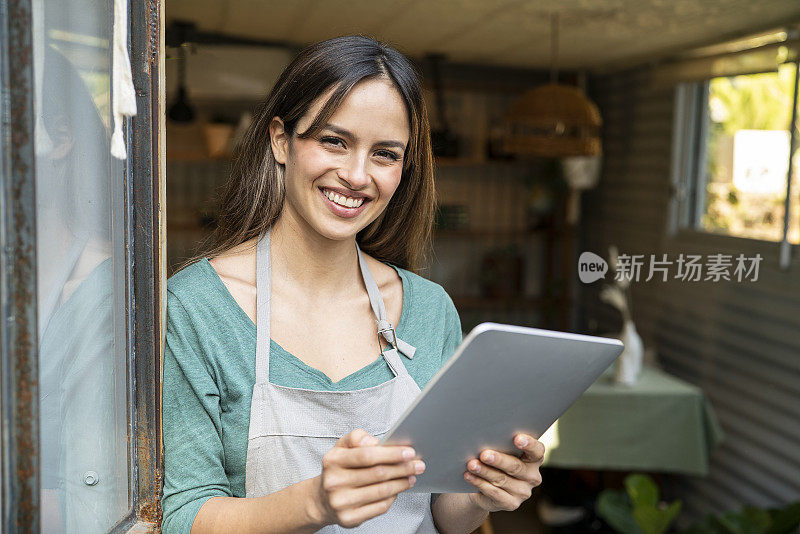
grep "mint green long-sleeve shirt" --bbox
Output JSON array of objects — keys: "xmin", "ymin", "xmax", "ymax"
[{"xmin": 161, "ymin": 258, "xmax": 463, "ymax": 534}]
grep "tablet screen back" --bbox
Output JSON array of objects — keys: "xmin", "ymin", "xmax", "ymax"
[{"xmin": 379, "ymin": 322, "xmax": 623, "ymax": 492}]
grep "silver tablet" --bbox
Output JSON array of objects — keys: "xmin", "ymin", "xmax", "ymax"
[{"xmin": 379, "ymin": 322, "xmax": 623, "ymax": 493}]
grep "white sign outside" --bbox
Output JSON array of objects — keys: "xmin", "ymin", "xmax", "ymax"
[{"xmin": 733, "ymin": 129, "xmax": 789, "ymax": 194}]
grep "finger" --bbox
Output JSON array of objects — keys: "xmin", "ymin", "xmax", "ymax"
[
  {"xmin": 329, "ymin": 445, "xmax": 416, "ymax": 468},
  {"xmin": 513, "ymin": 434, "xmax": 546, "ymax": 463},
  {"xmin": 337, "ymin": 429, "xmax": 378, "ymax": 448},
  {"xmin": 463, "ymin": 472, "xmax": 516, "ymax": 511},
  {"xmin": 336, "ymin": 495, "xmax": 397, "ymax": 529},
  {"xmin": 326, "ymin": 460, "xmax": 425, "ymax": 489},
  {"xmin": 479, "ymin": 449, "xmax": 529, "ymax": 480},
  {"xmin": 342, "ymin": 446, "xmax": 417, "ymax": 468},
  {"xmin": 466, "ymin": 458, "xmax": 531, "ymax": 495},
  {"xmin": 329, "ymin": 476, "xmax": 416, "ymax": 511}
]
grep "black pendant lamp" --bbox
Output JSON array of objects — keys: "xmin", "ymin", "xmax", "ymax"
[{"xmin": 168, "ymin": 44, "xmax": 195, "ymax": 123}]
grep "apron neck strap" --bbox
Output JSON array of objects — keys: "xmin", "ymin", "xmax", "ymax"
[
  {"xmin": 255, "ymin": 230, "xmax": 272, "ymax": 386},
  {"xmin": 355, "ymin": 243, "xmax": 416, "ymax": 360}
]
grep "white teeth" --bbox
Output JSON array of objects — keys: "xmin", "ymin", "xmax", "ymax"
[{"xmin": 324, "ymin": 189, "xmax": 364, "ymax": 208}]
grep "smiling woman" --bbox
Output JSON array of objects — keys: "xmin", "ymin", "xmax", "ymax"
[{"xmin": 161, "ymin": 35, "xmax": 542, "ymax": 534}]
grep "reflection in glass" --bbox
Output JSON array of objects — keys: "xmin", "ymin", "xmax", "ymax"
[{"xmin": 35, "ymin": 0, "xmax": 131, "ymax": 532}]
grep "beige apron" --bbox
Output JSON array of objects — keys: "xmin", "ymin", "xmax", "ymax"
[{"xmin": 244, "ymin": 229, "xmax": 438, "ymax": 533}]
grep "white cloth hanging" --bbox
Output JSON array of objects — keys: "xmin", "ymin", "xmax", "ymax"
[{"xmin": 110, "ymin": 0, "xmax": 137, "ymax": 159}]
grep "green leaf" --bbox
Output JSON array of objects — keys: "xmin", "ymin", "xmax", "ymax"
[
  {"xmin": 633, "ymin": 501, "xmax": 682, "ymax": 534},
  {"xmin": 598, "ymin": 489, "xmax": 643, "ymax": 534},
  {"xmin": 766, "ymin": 502, "xmax": 800, "ymax": 534},
  {"xmin": 718, "ymin": 507, "xmax": 772, "ymax": 534},
  {"xmin": 625, "ymin": 474, "xmax": 659, "ymax": 507}
]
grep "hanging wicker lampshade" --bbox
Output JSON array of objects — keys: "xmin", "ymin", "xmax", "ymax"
[{"xmin": 504, "ymin": 83, "xmax": 602, "ymax": 158}]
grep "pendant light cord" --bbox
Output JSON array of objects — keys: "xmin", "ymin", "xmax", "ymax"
[{"xmin": 550, "ymin": 13, "xmax": 559, "ymax": 85}]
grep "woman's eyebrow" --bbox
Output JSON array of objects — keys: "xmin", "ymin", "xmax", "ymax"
[{"xmin": 323, "ymin": 123, "xmax": 406, "ymax": 150}]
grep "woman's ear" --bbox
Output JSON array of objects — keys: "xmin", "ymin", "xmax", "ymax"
[{"xmin": 269, "ymin": 116, "xmax": 289, "ymax": 165}]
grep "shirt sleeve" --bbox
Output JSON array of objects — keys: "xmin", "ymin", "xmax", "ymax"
[
  {"xmin": 161, "ymin": 291, "xmax": 232, "ymax": 534},
  {"xmin": 440, "ymin": 291, "xmax": 463, "ymax": 366}
]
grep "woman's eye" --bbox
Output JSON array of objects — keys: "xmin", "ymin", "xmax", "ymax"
[
  {"xmin": 321, "ymin": 136, "xmax": 345, "ymax": 148},
  {"xmin": 375, "ymin": 150, "xmax": 401, "ymax": 161}
]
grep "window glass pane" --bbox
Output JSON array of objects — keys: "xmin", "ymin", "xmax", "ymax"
[
  {"xmin": 34, "ymin": 0, "xmax": 132, "ymax": 532},
  {"xmin": 792, "ymin": 83, "xmax": 800, "ymax": 245},
  {"xmin": 700, "ymin": 63, "xmax": 799, "ymax": 243}
]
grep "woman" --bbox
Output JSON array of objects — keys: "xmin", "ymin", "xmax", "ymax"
[{"xmin": 162, "ymin": 35, "xmax": 544, "ymax": 534}]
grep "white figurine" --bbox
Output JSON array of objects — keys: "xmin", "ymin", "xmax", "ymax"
[{"xmin": 599, "ymin": 246, "xmax": 644, "ymax": 385}]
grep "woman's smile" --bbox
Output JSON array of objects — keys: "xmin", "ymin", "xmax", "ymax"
[{"xmin": 318, "ymin": 186, "xmax": 372, "ymax": 218}]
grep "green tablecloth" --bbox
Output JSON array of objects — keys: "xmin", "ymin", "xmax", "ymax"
[{"xmin": 541, "ymin": 366, "xmax": 723, "ymax": 476}]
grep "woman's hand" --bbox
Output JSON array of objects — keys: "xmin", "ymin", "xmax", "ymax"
[
  {"xmin": 310, "ymin": 428, "xmax": 425, "ymax": 529},
  {"xmin": 463, "ymin": 433, "xmax": 545, "ymax": 512}
]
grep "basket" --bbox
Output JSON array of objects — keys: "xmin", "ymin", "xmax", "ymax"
[{"xmin": 504, "ymin": 84, "xmax": 602, "ymax": 158}]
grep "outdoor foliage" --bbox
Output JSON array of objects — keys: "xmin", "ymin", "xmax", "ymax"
[{"xmin": 702, "ymin": 63, "xmax": 799, "ymax": 243}]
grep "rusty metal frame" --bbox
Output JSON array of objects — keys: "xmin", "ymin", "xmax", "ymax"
[
  {"xmin": 132, "ymin": 0, "xmax": 165, "ymax": 527},
  {"xmin": 0, "ymin": 0, "xmax": 40, "ymax": 530},
  {"xmin": 113, "ymin": 0, "xmax": 165, "ymax": 532}
]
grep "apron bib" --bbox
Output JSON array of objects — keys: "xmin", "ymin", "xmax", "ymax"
[{"xmin": 244, "ymin": 229, "xmax": 438, "ymax": 533}]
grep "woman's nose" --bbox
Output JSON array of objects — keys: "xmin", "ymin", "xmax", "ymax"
[{"xmin": 338, "ymin": 153, "xmax": 371, "ymax": 189}]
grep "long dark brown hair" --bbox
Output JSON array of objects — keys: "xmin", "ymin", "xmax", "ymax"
[{"xmin": 190, "ymin": 35, "xmax": 436, "ymax": 272}]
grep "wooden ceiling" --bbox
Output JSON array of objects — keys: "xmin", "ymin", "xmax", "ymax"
[{"xmin": 166, "ymin": 0, "xmax": 800, "ymax": 70}]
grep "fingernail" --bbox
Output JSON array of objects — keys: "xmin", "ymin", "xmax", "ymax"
[
  {"xmin": 408, "ymin": 476, "xmax": 416, "ymax": 485},
  {"xmin": 484, "ymin": 452, "xmax": 495, "ymax": 463},
  {"xmin": 403, "ymin": 448, "xmax": 415, "ymax": 459},
  {"xmin": 414, "ymin": 461, "xmax": 425, "ymax": 474},
  {"xmin": 470, "ymin": 461, "xmax": 481, "ymax": 473},
  {"xmin": 517, "ymin": 436, "xmax": 529, "ymax": 447}
]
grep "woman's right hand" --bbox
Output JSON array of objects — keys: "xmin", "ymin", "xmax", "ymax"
[{"xmin": 310, "ymin": 428, "xmax": 425, "ymax": 529}]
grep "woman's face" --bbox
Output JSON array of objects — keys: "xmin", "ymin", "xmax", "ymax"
[{"xmin": 270, "ymin": 78, "xmax": 411, "ymax": 241}]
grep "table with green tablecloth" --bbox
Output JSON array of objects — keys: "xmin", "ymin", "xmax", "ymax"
[{"xmin": 540, "ymin": 365, "xmax": 723, "ymax": 476}]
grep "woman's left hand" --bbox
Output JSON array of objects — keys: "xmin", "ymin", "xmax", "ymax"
[{"xmin": 463, "ymin": 433, "xmax": 545, "ymax": 512}]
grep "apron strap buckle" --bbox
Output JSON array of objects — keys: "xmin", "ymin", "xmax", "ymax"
[{"xmin": 377, "ymin": 321, "xmax": 398, "ymax": 350}]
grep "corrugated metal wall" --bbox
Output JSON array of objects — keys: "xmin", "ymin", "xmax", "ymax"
[{"xmin": 581, "ymin": 67, "xmax": 800, "ymax": 522}]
